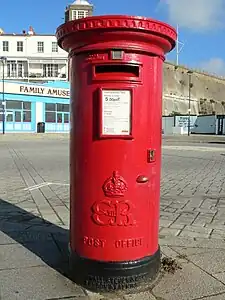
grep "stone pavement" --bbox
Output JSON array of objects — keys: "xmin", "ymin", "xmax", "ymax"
[
  {"xmin": 162, "ymin": 134, "xmax": 225, "ymax": 144},
  {"xmin": 0, "ymin": 135, "xmax": 225, "ymax": 299}
]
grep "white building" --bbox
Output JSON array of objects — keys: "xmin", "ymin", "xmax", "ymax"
[
  {"xmin": 0, "ymin": 27, "xmax": 68, "ymax": 82},
  {"xmin": 65, "ymin": 0, "xmax": 93, "ymax": 22},
  {"xmin": 0, "ymin": 0, "xmax": 93, "ymax": 83}
]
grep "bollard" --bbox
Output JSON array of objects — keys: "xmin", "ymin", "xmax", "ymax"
[{"xmin": 56, "ymin": 15, "xmax": 176, "ymax": 292}]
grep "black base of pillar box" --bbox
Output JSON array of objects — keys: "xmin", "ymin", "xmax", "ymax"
[{"xmin": 69, "ymin": 246, "xmax": 161, "ymax": 292}]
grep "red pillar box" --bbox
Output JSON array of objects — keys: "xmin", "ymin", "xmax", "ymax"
[{"xmin": 56, "ymin": 16, "xmax": 176, "ymax": 291}]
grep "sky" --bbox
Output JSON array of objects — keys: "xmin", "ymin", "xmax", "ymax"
[{"xmin": 0, "ymin": 0, "xmax": 225, "ymax": 76}]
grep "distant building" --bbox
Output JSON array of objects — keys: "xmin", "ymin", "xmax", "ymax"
[
  {"xmin": 0, "ymin": 0, "xmax": 95, "ymax": 133},
  {"xmin": 0, "ymin": 80, "xmax": 70, "ymax": 133},
  {"xmin": 0, "ymin": 27, "xmax": 68, "ymax": 83},
  {"xmin": 64, "ymin": 0, "xmax": 93, "ymax": 81},
  {"xmin": 0, "ymin": 0, "xmax": 94, "ymax": 84},
  {"xmin": 65, "ymin": 0, "xmax": 93, "ymax": 22}
]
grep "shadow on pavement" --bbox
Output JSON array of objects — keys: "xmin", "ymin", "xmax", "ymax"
[
  {"xmin": 209, "ymin": 141, "xmax": 225, "ymax": 145},
  {"xmin": 0, "ymin": 198, "xmax": 71, "ymax": 279}
]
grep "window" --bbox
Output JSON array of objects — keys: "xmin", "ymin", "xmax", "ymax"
[
  {"xmin": 57, "ymin": 113, "xmax": 63, "ymax": 123},
  {"xmin": 6, "ymin": 101, "xmax": 22, "ymax": 109},
  {"xmin": 57, "ymin": 103, "xmax": 69, "ymax": 112},
  {"xmin": 7, "ymin": 61, "xmax": 17, "ymax": 77},
  {"xmin": 72, "ymin": 10, "xmax": 77, "ymax": 20},
  {"xmin": 45, "ymin": 112, "xmax": 56, "ymax": 122},
  {"xmin": 72, "ymin": 10, "xmax": 89, "ymax": 20},
  {"xmin": 52, "ymin": 42, "xmax": 58, "ymax": 52},
  {"xmin": 22, "ymin": 101, "xmax": 32, "ymax": 122},
  {"xmin": 17, "ymin": 41, "xmax": 23, "ymax": 52},
  {"xmin": 17, "ymin": 61, "xmax": 24, "ymax": 77},
  {"xmin": 64, "ymin": 114, "xmax": 69, "ymax": 123},
  {"xmin": 11, "ymin": 62, "xmax": 17, "ymax": 77},
  {"xmin": 7, "ymin": 61, "xmax": 26, "ymax": 78},
  {"xmin": 4, "ymin": 101, "xmax": 32, "ymax": 123},
  {"xmin": 15, "ymin": 111, "xmax": 22, "ymax": 122},
  {"xmin": 23, "ymin": 102, "xmax": 31, "ymax": 110},
  {"xmin": 0, "ymin": 102, "xmax": 3, "ymax": 122},
  {"xmin": 78, "ymin": 11, "xmax": 85, "ymax": 19},
  {"xmin": 45, "ymin": 102, "xmax": 70, "ymax": 123},
  {"xmin": 23, "ymin": 111, "xmax": 31, "ymax": 122},
  {"xmin": 37, "ymin": 41, "xmax": 44, "ymax": 53},
  {"xmin": 43, "ymin": 64, "xmax": 58, "ymax": 78},
  {"xmin": 45, "ymin": 103, "xmax": 56, "ymax": 111},
  {"xmin": 6, "ymin": 113, "xmax": 13, "ymax": 122},
  {"xmin": 45, "ymin": 103, "xmax": 56, "ymax": 123},
  {"xmin": 3, "ymin": 41, "xmax": 9, "ymax": 52}
]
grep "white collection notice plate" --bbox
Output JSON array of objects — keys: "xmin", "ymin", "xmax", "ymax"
[{"xmin": 101, "ymin": 89, "xmax": 132, "ymax": 136}]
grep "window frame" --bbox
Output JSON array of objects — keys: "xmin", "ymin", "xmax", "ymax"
[
  {"xmin": 3, "ymin": 41, "xmax": 9, "ymax": 52},
  {"xmin": 72, "ymin": 10, "xmax": 88, "ymax": 20},
  {"xmin": 3, "ymin": 100, "xmax": 32, "ymax": 123},
  {"xmin": 43, "ymin": 64, "xmax": 59, "ymax": 78},
  {"xmin": 52, "ymin": 42, "xmax": 58, "ymax": 53},
  {"xmin": 37, "ymin": 41, "xmax": 44, "ymax": 53},
  {"xmin": 23, "ymin": 110, "xmax": 31, "ymax": 122},
  {"xmin": 7, "ymin": 61, "xmax": 17, "ymax": 77},
  {"xmin": 45, "ymin": 102, "xmax": 70, "ymax": 123},
  {"xmin": 17, "ymin": 41, "xmax": 24, "ymax": 52}
]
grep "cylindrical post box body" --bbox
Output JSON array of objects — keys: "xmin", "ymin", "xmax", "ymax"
[{"xmin": 56, "ymin": 16, "xmax": 176, "ymax": 291}]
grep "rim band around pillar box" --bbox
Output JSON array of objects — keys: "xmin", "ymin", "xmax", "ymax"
[{"xmin": 56, "ymin": 15, "xmax": 176, "ymax": 292}]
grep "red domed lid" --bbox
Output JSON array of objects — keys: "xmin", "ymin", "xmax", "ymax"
[{"xmin": 56, "ymin": 15, "xmax": 177, "ymax": 55}]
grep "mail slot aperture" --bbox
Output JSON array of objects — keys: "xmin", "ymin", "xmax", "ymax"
[{"xmin": 93, "ymin": 64, "xmax": 141, "ymax": 81}]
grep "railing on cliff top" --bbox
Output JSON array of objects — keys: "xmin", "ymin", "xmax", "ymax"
[{"xmin": 165, "ymin": 60, "xmax": 225, "ymax": 81}]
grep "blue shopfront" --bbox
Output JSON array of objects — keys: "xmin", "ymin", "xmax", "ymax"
[{"xmin": 0, "ymin": 80, "xmax": 70, "ymax": 133}]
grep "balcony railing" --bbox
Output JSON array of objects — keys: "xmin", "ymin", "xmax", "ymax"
[{"xmin": 0, "ymin": 72, "xmax": 68, "ymax": 80}]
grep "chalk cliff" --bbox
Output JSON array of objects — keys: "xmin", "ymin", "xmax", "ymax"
[{"xmin": 163, "ymin": 62, "xmax": 225, "ymax": 116}]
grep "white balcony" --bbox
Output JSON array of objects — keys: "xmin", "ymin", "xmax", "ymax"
[
  {"xmin": 3, "ymin": 73, "xmax": 68, "ymax": 82},
  {"xmin": 0, "ymin": 61, "xmax": 68, "ymax": 82}
]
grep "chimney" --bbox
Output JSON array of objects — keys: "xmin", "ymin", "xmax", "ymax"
[{"xmin": 28, "ymin": 26, "xmax": 35, "ymax": 35}]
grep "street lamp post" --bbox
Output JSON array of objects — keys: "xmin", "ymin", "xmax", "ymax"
[
  {"xmin": 187, "ymin": 70, "xmax": 193, "ymax": 136},
  {"xmin": 0, "ymin": 56, "xmax": 7, "ymax": 135}
]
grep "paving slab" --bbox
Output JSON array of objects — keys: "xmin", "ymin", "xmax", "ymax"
[
  {"xmin": 1, "ymin": 135, "xmax": 225, "ymax": 300},
  {"xmin": 200, "ymin": 294, "xmax": 225, "ymax": 300},
  {"xmin": 0, "ymin": 266, "xmax": 85, "ymax": 300},
  {"xmin": 0, "ymin": 230, "xmax": 54, "ymax": 245},
  {"xmin": 56, "ymin": 298, "xmax": 87, "ymax": 300},
  {"xmin": 184, "ymin": 249, "xmax": 225, "ymax": 275},
  {"xmin": 124, "ymin": 292, "xmax": 157, "ymax": 300},
  {"xmin": 170, "ymin": 246, "xmax": 222, "ymax": 257},
  {"xmin": 0, "ymin": 231, "xmax": 19, "ymax": 245},
  {"xmin": 85, "ymin": 291, "xmax": 108, "ymax": 300},
  {"xmin": 159, "ymin": 236, "xmax": 225, "ymax": 249},
  {"xmin": 152, "ymin": 261, "xmax": 225, "ymax": 300},
  {"xmin": 213, "ymin": 273, "xmax": 225, "ymax": 285},
  {"xmin": 0, "ymin": 241, "xmax": 62, "ymax": 270}
]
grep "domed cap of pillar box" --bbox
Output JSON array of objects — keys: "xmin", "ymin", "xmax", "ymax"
[{"xmin": 56, "ymin": 15, "xmax": 177, "ymax": 57}]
